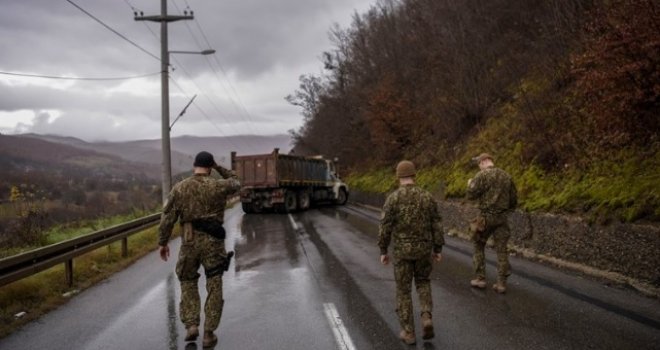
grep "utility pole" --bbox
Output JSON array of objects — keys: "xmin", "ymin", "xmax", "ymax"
[{"xmin": 135, "ymin": 0, "xmax": 193, "ymax": 204}]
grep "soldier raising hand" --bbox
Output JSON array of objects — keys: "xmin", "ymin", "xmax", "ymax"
[
  {"xmin": 158, "ymin": 151, "xmax": 240, "ymax": 348},
  {"xmin": 467, "ymin": 153, "xmax": 517, "ymax": 294}
]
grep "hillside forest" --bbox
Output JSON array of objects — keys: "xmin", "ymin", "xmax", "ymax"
[{"xmin": 287, "ymin": 0, "xmax": 659, "ymax": 222}]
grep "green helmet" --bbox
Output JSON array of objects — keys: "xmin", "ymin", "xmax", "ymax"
[{"xmin": 396, "ymin": 160, "xmax": 416, "ymax": 178}]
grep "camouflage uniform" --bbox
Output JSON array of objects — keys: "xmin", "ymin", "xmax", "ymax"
[
  {"xmin": 466, "ymin": 166, "xmax": 517, "ymax": 283},
  {"xmin": 378, "ymin": 184, "xmax": 444, "ymax": 334},
  {"xmin": 158, "ymin": 171, "xmax": 240, "ymax": 332}
]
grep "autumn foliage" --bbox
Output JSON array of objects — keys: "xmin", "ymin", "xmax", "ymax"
[
  {"xmin": 288, "ymin": 0, "xmax": 658, "ymax": 172},
  {"xmin": 571, "ymin": 0, "xmax": 660, "ymax": 151}
]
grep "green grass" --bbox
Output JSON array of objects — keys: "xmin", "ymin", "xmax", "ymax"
[
  {"xmin": 0, "ymin": 210, "xmax": 157, "ymax": 259},
  {"xmin": 347, "ymin": 130, "xmax": 659, "ymax": 223},
  {"xmin": 44, "ymin": 210, "xmax": 154, "ymax": 244}
]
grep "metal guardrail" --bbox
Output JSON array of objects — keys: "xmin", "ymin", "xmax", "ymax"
[{"xmin": 0, "ymin": 213, "xmax": 161, "ymax": 288}]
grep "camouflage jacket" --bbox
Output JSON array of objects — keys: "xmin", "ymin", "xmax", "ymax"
[
  {"xmin": 378, "ymin": 184, "xmax": 444, "ymax": 260},
  {"xmin": 466, "ymin": 166, "xmax": 517, "ymax": 215},
  {"xmin": 158, "ymin": 173, "xmax": 240, "ymax": 246}
]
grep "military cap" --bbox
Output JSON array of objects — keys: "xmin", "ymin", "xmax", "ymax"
[
  {"xmin": 472, "ymin": 153, "xmax": 494, "ymax": 163},
  {"xmin": 396, "ymin": 160, "xmax": 416, "ymax": 178},
  {"xmin": 193, "ymin": 151, "xmax": 215, "ymax": 168}
]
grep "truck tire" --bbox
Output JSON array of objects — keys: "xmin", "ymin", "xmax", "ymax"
[
  {"xmin": 241, "ymin": 202, "xmax": 254, "ymax": 214},
  {"xmin": 335, "ymin": 188, "xmax": 348, "ymax": 205},
  {"xmin": 284, "ymin": 190, "xmax": 297, "ymax": 213},
  {"xmin": 298, "ymin": 190, "xmax": 311, "ymax": 211}
]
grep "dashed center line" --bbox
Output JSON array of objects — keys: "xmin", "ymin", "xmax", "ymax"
[
  {"xmin": 288, "ymin": 214, "xmax": 356, "ymax": 348},
  {"xmin": 288, "ymin": 213, "xmax": 299, "ymax": 231},
  {"xmin": 323, "ymin": 302, "xmax": 357, "ymax": 350}
]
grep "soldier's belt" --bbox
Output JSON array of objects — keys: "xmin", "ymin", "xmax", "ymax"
[{"xmin": 190, "ymin": 219, "xmax": 226, "ymax": 240}]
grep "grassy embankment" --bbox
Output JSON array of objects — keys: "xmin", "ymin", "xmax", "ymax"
[
  {"xmin": 0, "ymin": 210, "xmax": 156, "ymax": 259},
  {"xmin": 0, "ymin": 215, "xmax": 176, "ymax": 339},
  {"xmin": 347, "ymin": 96, "xmax": 660, "ymax": 223}
]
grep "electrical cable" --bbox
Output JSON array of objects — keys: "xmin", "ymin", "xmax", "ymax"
[
  {"xmin": 124, "ymin": 0, "xmax": 258, "ymax": 153},
  {"xmin": 179, "ymin": 0, "xmax": 261, "ymax": 135},
  {"xmin": 0, "ymin": 70, "xmax": 160, "ymax": 81},
  {"xmin": 169, "ymin": 77, "xmax": 244, "ymax": 152},
  {"xmin": 123, "ymin": 0, "xmax": 238, "ymax": 150},
  {"xmin": 65, "ymin": 0, "xmax": 161, "ymax": 62},
  {"xmin": 170, "ymin": 65, "xmax": 258, "ymax": 153}
]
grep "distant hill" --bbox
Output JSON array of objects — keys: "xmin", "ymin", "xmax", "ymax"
[
  {"xmin": 21, "ymin": 134, "xmax": 292, "ymax": 174},
  {"xmin": 0, "ymin": 133, "xmax": 162, "ymax": 211},
  {"xmin": 0, "ymin": 134, "xmax": 164, "ymax": 245},
  {"xmin": 0, "ymin": 134, "xmax": 160, "ymax": 180}
]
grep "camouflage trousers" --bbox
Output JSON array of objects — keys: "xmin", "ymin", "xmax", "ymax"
[
  {"xmin": 472, "ymin": 213, "xmax": 511, "ymax": 282},
  {"xmin": 176, "ymin": 231, "xmax": 227, "ymax": 331},
  {"xmin": 393, "ymin": 257, "xmax": 433, "ymax": 333}
]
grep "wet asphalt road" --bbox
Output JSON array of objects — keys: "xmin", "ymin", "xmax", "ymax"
[{"xmin": 0, "ymin": 204, "xmax": 659, "ymax": 350}]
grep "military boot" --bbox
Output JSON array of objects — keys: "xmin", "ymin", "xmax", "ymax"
[
  {"xmin": 470, "ymin": 277, "xmax": 486, "ymax": 289},
  {"xmin": 184, "ymin": 325, "xmax": 199, "ymax": 341},
  {"xmin": 203, "ymin": 331, "xmax": 217, "ymax": 348},
  {"xmin": 492, "ymin": 280, "xmax": 507, "ymax": 294},
  {"xmin": 421, "ymin": 312, "xmax": 434, "ymax": 340},
  {"xmin": 399, "ymin": 330, "xmax": 416, "ymax": 345}
]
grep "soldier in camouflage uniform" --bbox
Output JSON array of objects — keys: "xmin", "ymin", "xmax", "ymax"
[
  {"xmin": 158, "ymin": 151, "xmax": 240, "ymax": 348},
  {"xmin": 378, "ymin": 160, "xmax": 444, "ymax": 345},
  {"xmin": 466, "ymin": 153, "xmax": 517, "ymax": 294}
]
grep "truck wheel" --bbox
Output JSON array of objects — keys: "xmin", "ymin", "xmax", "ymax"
[
  {"xmin": 335, "ymin": 188, "xmax": 348, "ymax": 205},
  {"xmin": 298, "ymin": 191, "xmax": 310, "ymax": 211},
  {"xmin": 241, "ymin": 202, "xmax": 254, "ymax": 214},
  {"xmin": 284, "ymin": 190, "xmax": 297, "ymax": 213}
]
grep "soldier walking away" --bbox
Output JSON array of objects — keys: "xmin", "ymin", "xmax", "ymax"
[
  {"xmin": 378, "ymin": 160, "xmax": 444, "ymax": 345},
  {"xmin": 467, "ymin": 153, "xmax": 517, "ymax": 294},
  {"xmin": 158, "ymin": 151, "xmax": 240, "ymax": 348}
]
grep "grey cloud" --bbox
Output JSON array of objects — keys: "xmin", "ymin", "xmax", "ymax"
[{"xmin": 0, "ymin": 0, "xmax": 375, "ymax": 141}]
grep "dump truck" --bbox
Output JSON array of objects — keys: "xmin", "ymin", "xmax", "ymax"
[{"xmin": 231, "ymin": 148, "xmax": 349, "ymax": 213}]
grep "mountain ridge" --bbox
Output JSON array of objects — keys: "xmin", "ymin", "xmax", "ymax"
[{"xmin": 19, "ymin": 133, "xmax": 292, "ymax": 174}]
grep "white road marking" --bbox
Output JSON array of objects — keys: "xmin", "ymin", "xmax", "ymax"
[
  {"xmin": 289, "ymin": 214, "xmax": 354, "ymax": 348},
  {"xmin": 288, "ymin": 214, "xmax": 299, "ymax": 231},
  {"xmin": 323, "ymin": 302, "xmax": 357, "ymax": 350}
]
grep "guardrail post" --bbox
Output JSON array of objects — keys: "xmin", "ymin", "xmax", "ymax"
[
  {"xmin": 65, "ymin": 259, "xmax": 73, "ymax": 287},
  {"xmin": 121, "ymin": 237, "xmax": 128, "ymax": 257},
  {"xmin": 0, "ymin": 213, "xmax": 161, "ymax": 289}
]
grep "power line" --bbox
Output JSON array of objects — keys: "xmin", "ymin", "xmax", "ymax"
[
  {"xmin": 169, "ymin": 77, "xmax": 244, "ymax": 152},
  {"xmin": 65, "ymin": 0, "xmax": 161, "ymax": 62},
  {"xmin": 125, "ymin": 0, "xmax": 257, "ymax": 153},
  {"xmin": 178, "ymin": 0, "xmax": 261, "ymax": 135},
  {"xmin": 125, "ymin": 1, "xmax": 228, "ymax": 140},
  {"xmin": 170, "ymin": 65, "xmax": 258, "ymax": 153},
  {"xmin": 0, "ymin": 70, "xmax": 160, "ymax": 81}
]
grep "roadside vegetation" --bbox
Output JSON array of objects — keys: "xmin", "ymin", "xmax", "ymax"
[
  {"xmin": 288, "ymin": 0, "xmax": 659, "ymax": 222},
  {"xmin": 0, "ymin": 225, "xmax": 175, "ymax": 339},
  {"xmin": 0, "ymin": 209, "xmax": 157, "ymax": 259}
]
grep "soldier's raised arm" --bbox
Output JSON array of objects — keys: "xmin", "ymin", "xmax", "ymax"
[
  {"xmin": 220, "ymin": 177, "xmax": 241, "ymax": 196},
  {"xmin": 466, "ymin": 173, "xmax": 485, "ymax": 200},
  {"xmin": 213, "ymin": 164, "xmax": 234, "ymax": 179}
]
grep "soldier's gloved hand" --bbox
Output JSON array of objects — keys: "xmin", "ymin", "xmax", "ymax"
[
  {"xmin": 467, "ymin": 178, "xmax": 473, "ymax": 187},
  {"xmin": 380, "ymin": 254, "xmax": 390, "ymax": 265}
]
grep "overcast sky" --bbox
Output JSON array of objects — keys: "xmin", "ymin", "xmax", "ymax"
[{"xmin": 0, "ymin": 0, "xmax": 375, "ymax": 142}]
